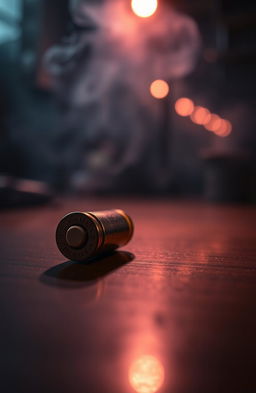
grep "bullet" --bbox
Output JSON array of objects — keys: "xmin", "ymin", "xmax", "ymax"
[{"xmin": 56, "ymin": 209, "xmax": 134, "ymax": 261}]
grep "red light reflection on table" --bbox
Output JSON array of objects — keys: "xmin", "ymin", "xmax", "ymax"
[{"xmin": 129, "ymin": 355, "xmax": 165, "ymax": 393}]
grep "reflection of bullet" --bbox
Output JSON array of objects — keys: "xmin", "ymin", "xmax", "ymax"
[{"xmin": 56, "ymin": 209, "xmax": 134, "ymax": 261}]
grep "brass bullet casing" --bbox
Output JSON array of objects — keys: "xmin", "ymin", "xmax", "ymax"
[{"xmin": 56, "ymin": 209, "xmax": 134, "ymax": 261}]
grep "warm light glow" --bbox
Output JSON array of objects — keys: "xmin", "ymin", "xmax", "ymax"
[
  {"xmin": 131, "ymin": 0, "xmax": 158, "ymax": 18},
  {"xmin": 150, "ymin": 80, "xmax": 169, "ymax": 99},
  {"xmin": 214, "ymin": 119, "xmax": 232, "ymax": 137},
  {"xmin": 175, "ymin": 97, "xmax": 194, "ymax": 117},
  {"xmin": 190, "ymin": 106, "xmax": 211, "ymax": 125},
  {"xmin": 204, "ymin": 114, "xmax": 222, "ymax": 132},
  {"xmin": 174, "ymin": 96, "xmax": 232, "ymax": 137},
  {"xmin": 129, "ymin": 355, "xmax": 164, "ymax": 393}
]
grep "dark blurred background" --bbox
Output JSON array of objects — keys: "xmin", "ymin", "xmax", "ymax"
[{"xmin": 0, "ymin": 0, "xmax": 255, "ymax": 204}]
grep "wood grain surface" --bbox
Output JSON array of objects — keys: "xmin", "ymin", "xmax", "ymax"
[{"xmin": 1, "ymin": 198, "xmax": 256, "ymax": 393}]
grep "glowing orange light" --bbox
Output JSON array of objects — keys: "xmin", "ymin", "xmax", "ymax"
[
  {"xmin": 214, "ymin": 119, "xmax": 232, "ymax": 137},
  {"xmin": 190, "ymin": 106, "xmax": 211, "ymax": 125},
  {"xmin": 204, "ymin": 114, "xmax": 222, "ymax": 132},
  {"xmin": 131, "ymin": 0, "xmax": 158, "ymax": 18},
  {"xmin": 129, "ymin": 355, "xmax": 165, "ymax": 393},
  {"xmin": 174, "ymin": 97, "xmax": 194, "ymax": 117},
  {"xmin": 150, "ymin": 80, "xmax": 169, "ymax": 99}
]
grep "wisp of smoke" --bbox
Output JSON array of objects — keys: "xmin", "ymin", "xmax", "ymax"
[{"xmin": 45, "ymin": 0, "xmax": 201, "ymax": 192}]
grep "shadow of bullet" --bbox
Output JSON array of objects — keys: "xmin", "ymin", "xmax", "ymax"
[{"xmin": 40, "ymin": 251, "xmax": 134, "ymax": 289}]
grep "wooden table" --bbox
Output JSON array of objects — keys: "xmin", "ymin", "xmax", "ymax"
[{"xmin": 1, "ymin": 198, "xmax": 256, "ymax": 393}]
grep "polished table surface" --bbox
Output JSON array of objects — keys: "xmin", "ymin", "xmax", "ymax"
[{"xmin": 1, "ymin": 198, "xmax": 256, "ymax": 393}]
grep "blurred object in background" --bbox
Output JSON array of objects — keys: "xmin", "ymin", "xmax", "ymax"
[
  {"xmin": 0, "ymin": 175, "xmax": 53, "ymax": 208},
  {"xmin": 45, "ymin": 0, "xmax": 200, "ymax": 193},
  {"xmin": 202, "ymin": 150, "xmax": 254, "ymax": 203},
  {"xmin": 0, "ymin": 0, "xmax": 255, "ymax": 201},
  {"xmin": 171, "ymin": 0, "xmax": 256, "ymax": 200},
  {"xmin": 0, "ymin": 0, "xmax": 69, "ymax": 199}
]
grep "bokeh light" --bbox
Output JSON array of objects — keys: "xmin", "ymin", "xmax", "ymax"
[
  {"xmin": 174, "ymin": 96, "xmax": 232, "ymax": 138},
  {"xmin": 131, "ymin": 0, "xmax": 158, "ymax": 18},
  {"xmin": 129, "ymin": 355, "xmax": 165, "ymax": 393},
  {"xmin": 175, "ymin": 97, "xmax": 194, "ymax": 116},
  {"xmin": 150, "ymin": 80, "xmax": 169, "ymax": 99},
  {"xmin": 214, "ymin": 119, "xmax": 232, "ymax": 137},
  {"xmin": 204, "ymin": 114, "xmax": 222, "ymax": 132},
  {"xmin": 190, "ymin": 106, "xmax": 211, "ymax": 125}
]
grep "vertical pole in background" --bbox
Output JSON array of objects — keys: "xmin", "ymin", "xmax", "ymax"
[
  {"xmin": 159, "ymin": 87, "xmax": 172, "ymax": 189},
  {"xmin": 150, "ymin": 79, "xmax": 172, "ymax": 191}
]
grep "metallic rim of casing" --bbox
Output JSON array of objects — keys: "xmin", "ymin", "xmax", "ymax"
[
  {"xmin": 114, "ymin": 209, "xmax": 134, "ymax": 244},
  {"xmin": 55, "ymin": 212, "xmax": 104, "ymax": 262}
]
